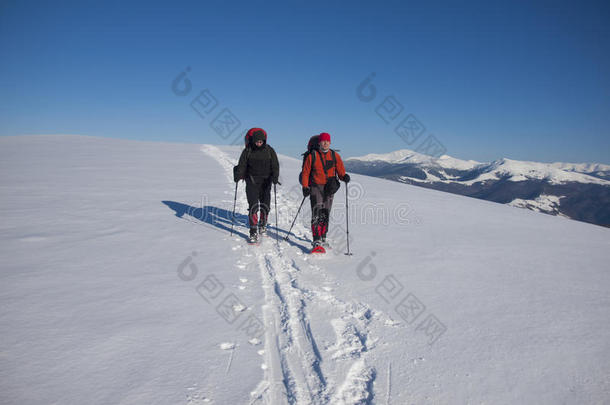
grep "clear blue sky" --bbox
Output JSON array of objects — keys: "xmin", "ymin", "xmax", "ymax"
[{"xmin": 1, "ymin": 0, "xmax": 609, "ymax": 163}]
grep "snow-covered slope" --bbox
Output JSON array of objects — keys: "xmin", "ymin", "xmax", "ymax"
[
  {"xmin": 346, "ymin": 150, "xmax": 610, "ymax": 227},
  {"xmin": 469, "ymin": 158, "xmax": 610, "ymax": 185},
  {"xmin": 550, "ymin": 162, "xmax": 610, "ymax": 181},
  {"xmin": 508, "ymin": 194, "xmax": 564, "ymax": 215},
  {"xmin": 1, "ymin": 135, "xmax": 610, "ymax": 404},
  {"xmin": 550, "ymin": 161, "xmax": 610, "ymax": 174},
  {"xmin": 347, "ymin": 150, "xmax": 609, "ymax": 185},
  {"xmin": 350, "ymin": 149, "xmax": 480, "ymax": 171}
]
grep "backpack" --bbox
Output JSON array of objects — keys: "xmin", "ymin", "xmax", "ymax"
[
  {"xmin": 234, "ymin": 130, "xmax": 273, "ymax": 181},
  {"xmin": 298, "ymin": 135, "xmax": 338, "ymax": 187},
  {"xmin": 244, "ymin": 128, "xmax": 267, "ymax": 148}
]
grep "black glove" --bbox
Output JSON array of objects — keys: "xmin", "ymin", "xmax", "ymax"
[
  {"xmin": 233, "ymin": 166, "xmax": 241, "ymax": 183},
  {"xmin": 273, "ymin": 177, "xmax": 281, "ymax": 185},
  {"xmin": 302, "ymin": 187, "xmax": 311, "ymax": 197},
  {"xmin": 343, "ymin": 173, "xmax": 351, "ymax": 183}
]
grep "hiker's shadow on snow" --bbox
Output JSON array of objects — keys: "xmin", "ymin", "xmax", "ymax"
[
  {"xmin": 162, "ymin": 201, "xmax": 249, "ymax": 240},
  {"xmin": 162, "ymin": 201, "xmax": 310, "ymax": 253}
]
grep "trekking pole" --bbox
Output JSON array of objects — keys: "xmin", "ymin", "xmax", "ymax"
[
  {"xmin": 230, "ymin": 182, "xmax": 238, "ymax": 237},
  {"xmin": 345, "ymin": 182, "xmax": 353, "ymax": 256},
  {"xmin": 274, "ymin": 183, "xmax": 279, "ymax": 245},
  {"xmin": 284, "ymin": 196, "xmax": 306, "ymax": 242}
]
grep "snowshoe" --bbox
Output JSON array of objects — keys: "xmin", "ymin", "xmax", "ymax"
[
  {"xmin": 259, "ymin": 225, "xmax": 267, "ymax": 234},
  {"xmin": 247, "ymin": 230, "xmax": 259, "ymax": 244},
  {"xmin": 311, "ymin": 240, "xmax": 326, "ymax": 254}
]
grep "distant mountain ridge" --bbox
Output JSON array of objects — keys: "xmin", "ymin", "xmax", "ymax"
[{"xmin": 345, "ymin": 149, "xmax": 610, "ymax": 227}]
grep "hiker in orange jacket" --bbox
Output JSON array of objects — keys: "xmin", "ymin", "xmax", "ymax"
[{"xmin": 301, "ymin": 132, "xmax": 351, "ymax": 248}]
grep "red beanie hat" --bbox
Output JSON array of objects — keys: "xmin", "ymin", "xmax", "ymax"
[{"xmin": 319, "ymin": 132, "xmax": 331, "ymax": 142}]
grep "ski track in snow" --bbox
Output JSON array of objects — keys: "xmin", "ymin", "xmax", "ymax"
[{"xmin": 200, "ymin": 145, "xmax": 390, "ymax": 405}]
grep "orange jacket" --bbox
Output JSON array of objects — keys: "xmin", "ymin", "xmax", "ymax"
[{"xmin": 301, "ymin": 149, "xmax": 346, "ymax": 188}]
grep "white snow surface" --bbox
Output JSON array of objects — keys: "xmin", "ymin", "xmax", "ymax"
[{"xmin": 1, "ymin": 135, "xmax": 610, "ymax": 404}]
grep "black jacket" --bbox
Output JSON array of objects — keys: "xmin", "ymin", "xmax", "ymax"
[{"xmin": 235, "ymin": 144, "xmax": 280, "ymax": 184}]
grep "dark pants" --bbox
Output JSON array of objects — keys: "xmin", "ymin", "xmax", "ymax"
[
  {"xmin": 310, "ymin": 184, "xmax": 333, "ymax": 241},
  {"xmin": 246, "ymin": 178, "xmax": 271, "ymax": 230}
]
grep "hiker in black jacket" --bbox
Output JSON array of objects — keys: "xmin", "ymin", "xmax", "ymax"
[{"xmin": 233, "ymin": 128, "xmax": 280, "ymax": 242}]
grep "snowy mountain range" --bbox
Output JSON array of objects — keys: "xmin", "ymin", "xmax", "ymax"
[
  {"xmin": 345, "ymin": 149, "xmax": 610, "ymax": 227},
  {"xmin": 1, "ymin": 135, "xmax": 609, "ymax": 404}
]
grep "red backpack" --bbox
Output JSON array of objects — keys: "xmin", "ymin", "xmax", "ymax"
[{"xmin": 244, "ymin": 128, "xmax": 267, "ymax": 148}]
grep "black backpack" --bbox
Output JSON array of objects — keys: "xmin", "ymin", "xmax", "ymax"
[
  {"xmin": 298, "ymin": 135, "xmax": 338, "ymax": 187},
  {"xmin": 244, "ymin": 128, "xmax": 271, "ymax": 161},
  {"xmin": 233, "ymin": 134, "xmax": 273, "ymax": 182}
]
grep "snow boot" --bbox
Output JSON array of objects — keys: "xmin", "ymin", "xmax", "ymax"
[
  {"xmin": 320, "ymin": 237, "xmax": 330, "ymax": 249},
  {"xmin": 248, "ymin": 228, "xmax": 259, "ymax": 244}
]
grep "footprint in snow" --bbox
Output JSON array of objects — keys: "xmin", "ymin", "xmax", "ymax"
[
  {"xmin": 412, "ymin": 357, "xmax": 425, "ymax": 364},
  {"xmin": 219, "ymin": 342, "xmax": 236, "ymax": 350},
  {"xmin": 186, "ymin": 394, "xmax": 211, "ymax": 404},
  {"xmin": 385, "ymin": 318, "xmax": 400, "ymax": 327}
]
